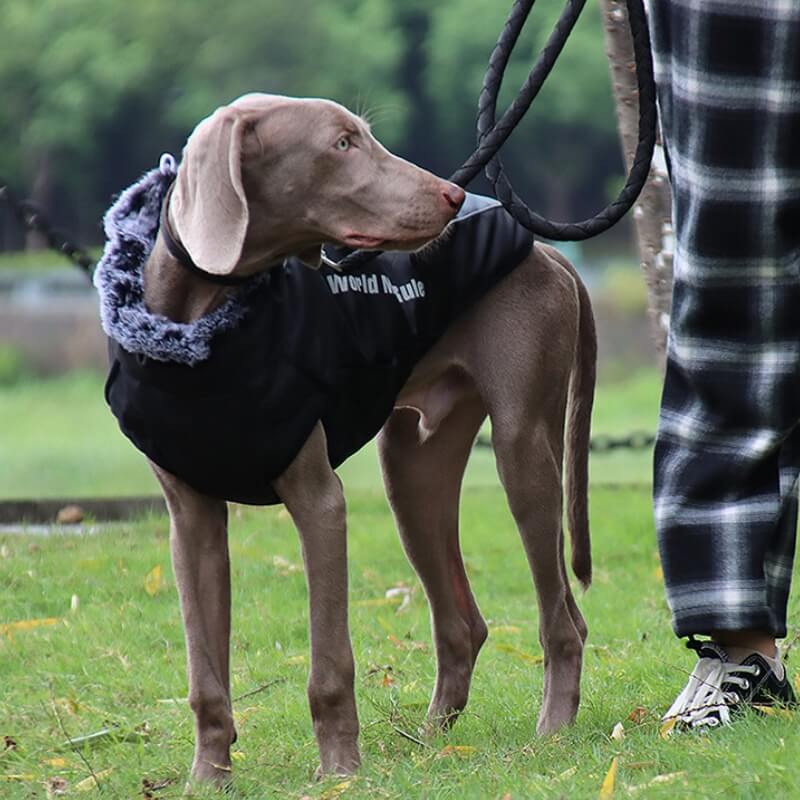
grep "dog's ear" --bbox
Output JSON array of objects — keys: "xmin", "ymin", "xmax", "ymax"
[
  {"xmin": 296, "ymin": 245, "xmax": 323, "ymax": 269},
  {"xmin": 171, "ymin": 107, "xmax": 249, "ymax": 276}
]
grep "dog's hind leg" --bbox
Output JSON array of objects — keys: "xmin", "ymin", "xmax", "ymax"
[
  {"xmin": 151, "ymin": 464, "xmax": 235, "ymax": 790},
  {"xmin": 463, "ymin": 246, "xmax": 591, "ymax": 736},
  {"xmin": 491, "ymin": 401, "xmax": 585, "ymax": 736},
  {"xmin": 378, "ymin": 389, "xmax": 488, "ymax": 730},
  {"xmin": 273, "ymin": 423, "xmax": 360, "ymax": 776}
]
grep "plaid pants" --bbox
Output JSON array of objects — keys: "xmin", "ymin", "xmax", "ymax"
[{"xmin": 649, "ymin": 0, "xmax": 800, "ymax": 638}]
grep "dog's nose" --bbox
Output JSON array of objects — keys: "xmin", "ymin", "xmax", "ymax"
[{"xmin": 442, "ymin": 184, "xmax": 465, "ymax": 212}]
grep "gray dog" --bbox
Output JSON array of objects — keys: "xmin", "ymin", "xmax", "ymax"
[{"xmin": 94, "ymin": 93, "xmax": 596, "ymax": 788}]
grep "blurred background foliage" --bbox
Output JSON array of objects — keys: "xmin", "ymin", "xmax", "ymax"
[
  {"xmin": 0, "ymin": 0, "xmax": 620, "ymax": 247},
  {"xmin": 0, "ymin": 0, "xmax": 660, "ymax": 501}
]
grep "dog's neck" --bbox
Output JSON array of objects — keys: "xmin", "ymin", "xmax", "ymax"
[
  {"xmin": 143, "ymin": 196, "xmax": 323, "ymax": 323},
  {"xmin": 143, "ymin": 236, "xmax": 231, "ymax": 323}
]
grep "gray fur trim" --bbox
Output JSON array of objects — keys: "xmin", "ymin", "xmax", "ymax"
[{"xmin": 93, "ymin": 159, "xmax": 263, "ymax": 366}]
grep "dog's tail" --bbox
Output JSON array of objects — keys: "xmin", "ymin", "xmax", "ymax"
[{"xmin": 563, "ymin": 258, "xmax": 597, "ymax": 590}]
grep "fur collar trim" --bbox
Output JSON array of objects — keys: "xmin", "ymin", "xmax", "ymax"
[{"xmin": 93, "ymin": 156, "xmax": 263, "ymax": 366}]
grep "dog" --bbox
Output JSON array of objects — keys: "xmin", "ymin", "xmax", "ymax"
[{"xmin": 94, "ymin": 93, "xmax": 596, "ymax": 787}]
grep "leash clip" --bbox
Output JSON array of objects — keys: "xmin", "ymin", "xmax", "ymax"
[{"xmin": 319, "ymin": 247, "xmax": 344, "ymax": 272}]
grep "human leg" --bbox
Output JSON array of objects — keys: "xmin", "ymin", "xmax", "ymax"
[{"xmin": 649, "ymin": 0, "xmax": 800, "ymax": 724}]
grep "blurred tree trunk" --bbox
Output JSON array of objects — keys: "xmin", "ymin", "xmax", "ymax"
[
  {"xmin": 25, "ymin": 151, "xmax": 52, "ymax": 251},
  {"xmin": 394, "ymin": 4, "xmax": 438, "ymax": 169},
  {"xmin": 599, "ymin": 0, "xmax": 673, "ymax": 365}
]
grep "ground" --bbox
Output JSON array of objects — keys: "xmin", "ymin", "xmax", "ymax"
[{"xmin": 1, "ymin": 371, "xmax": 798, "ymax": 799}]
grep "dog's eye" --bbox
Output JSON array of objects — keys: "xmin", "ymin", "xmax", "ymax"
[{"xmin": 335, "ymin": 136, "xmax": 351, "ymax": 152}]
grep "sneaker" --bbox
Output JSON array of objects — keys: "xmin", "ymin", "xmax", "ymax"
[{"xmin": 662, "ymin": 637, "xmax": 797, "ymax": 730}]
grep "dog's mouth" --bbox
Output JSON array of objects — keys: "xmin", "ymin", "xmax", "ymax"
[
  {"xmin": 340, "ymin": 223, "xmax": 452, "ymax": 252},
  {"xmin": 341, "ymin": 233, "xmax": 386, "ymax": 249}
]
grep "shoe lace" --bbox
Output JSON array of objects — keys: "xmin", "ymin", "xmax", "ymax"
[{"xmin": 663, "ymin": 641, "xmax": 760, "ymax": 728}]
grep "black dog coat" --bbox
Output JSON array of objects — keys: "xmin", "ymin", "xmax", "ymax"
[{"xmin": 95, "ymin": 160, "xmax": 533, "ymax": 504}]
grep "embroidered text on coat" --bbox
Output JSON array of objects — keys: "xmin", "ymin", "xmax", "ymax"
[{"xmin": 325, "ymin": 273, "xmax": 426, "ymax": 303}]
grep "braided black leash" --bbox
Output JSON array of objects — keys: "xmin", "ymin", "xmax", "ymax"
[
  {"xmin": 0, "ymin": 182, "xmax": 95, "ymax": 281},
  {"xmin": 330, "ymin": 0, "xmax": 656, "ymax": 271},
  {"xmin": 476, "ymin": 0, "xmax": 656, "ymax": 240}
]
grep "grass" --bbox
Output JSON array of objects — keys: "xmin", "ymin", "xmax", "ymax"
[
  {"xmin": 0, "ymin": 369, "xmax": 659, "ymax": 500},
  {"xmin": 0, "ymin": 250, "xmax": 102, "ymax": 273},
  {"xmin": 1, "ymin": 369, "xmax": 799, "ymax": 798},
  {"xmin": 0, "ymin": 222, "xmax": 787, "ymax": 793},
  {"xmin": 2, "ymin": 488, "xmax": 798, "ymax": 798}
]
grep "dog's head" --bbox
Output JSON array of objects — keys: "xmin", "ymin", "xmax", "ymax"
[{"xmin": 169, "ymin": 93, "xmax": 464, "ymax": 276}]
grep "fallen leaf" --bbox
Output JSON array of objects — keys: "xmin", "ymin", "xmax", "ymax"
[
  {"xmin": 628, "ymin": 772, "xmax": 687, "ymax": 793},
  {"xmin": 54, "ymin": 697, "xmax": 80, "ymax": 716},
  {"xmin": 490, "ymin": 625, "xmax": 521, "ymax": 635},
  {"xmin": 142, "ymin": 777, "xmax": 175, "ymax": 798},
  {"xmin": 599, "ymin": 756, "xmax": 618, "ymax": 799},
  {"xmin": 4, "ymin": 736, "xmax": 16, "ymax": 750},
  {"xmin": 558, "ymin": 766, "xmax": 577, "ymax": 779},
  {"xmin": 438, "ymin": 745, "xmax": 477, "ymax": 758},
  {"xmin": 385, "ymin": 587, "xmax": 412, "ymax": 613},
  {"xmin": 286, "ymin": 655, "xmax": 306, "ymax": 666},
  {"xmin": 494, "ymin": 643, "xmax": 544, "ymax": 665},
  {"xmin": 610, "ymin": 722, "xmax": 625, "ymax": 741},
  {"xmin": 754, "ymin": 705, "xmax": 795, "ymax": 719},
  {"xmin": 75, "ymin": 768, "xmax": 113, "ymax": 791},
  {"xmin": 57, "ymin": 505, "xmax": 84, "ymax": 524},
  {"xmin": 272, "ymin": 555, "xmax": 301, "ymax": 575},
  {"xmin": 1, "ymin": 774, "xmax": 36, "ymax": 781},
  {"xmin": 382, "ymin": 672, "xmax": 395, "ymax": 688},
  {"xmin": 659, "ymin": 717, "xmax": 677, "ymax": 739},
  {"xmin": 43, "ymin": 757, "xmax": 68, "ymax": 767},
  {"xmin": 627, "ymin": 706, "xmax": 647, "ymax": 724},
  {"xmin": 320, "ymin": 778, "xmax": 355, "ymax": 799},
  {"xmin": 231, "ymin": 750, "xmax": 245, "ymax": 762},
  {"xmin": 143, "ymin": 565, "xmax": 163, "ymax": 597},
  {"xmin": 0, "ymin": 617, "xmax": 61, "ymax": 637},
  {"xmin": 649, "ymin": 772, "xmax": 686, "ymax": 785}
]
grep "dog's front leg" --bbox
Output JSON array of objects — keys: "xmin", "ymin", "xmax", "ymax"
[
  {"xmin": 274, "ymin": 423, "xmax": 360, "ymax": 776},
  {"xmin": 151, "ymin": 464, "xmax": 235, "ymax": 790}
]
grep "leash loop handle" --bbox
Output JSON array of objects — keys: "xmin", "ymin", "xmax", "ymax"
[
  {"xmin": 472, "ymin": 0, "xmax": 657, "ymax": 241},
  {"xmin": 331, "ymin": 0, "xmax": 657, "ymax": 270}
]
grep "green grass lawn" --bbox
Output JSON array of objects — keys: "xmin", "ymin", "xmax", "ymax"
[
  {"xmin": 0, "ymin": 369, "xmax": 659, "ymax": 500},
  {"xmin": 2, "ymin": 369, "xmax": 797, "ymax": 798},
  {"xmin": 2, "ymin": 488, "xmax": 798, "ymax": 799}
]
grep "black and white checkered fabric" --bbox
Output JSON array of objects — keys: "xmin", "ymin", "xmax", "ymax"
[{"xmin": 649, "ymin": 0, "xmax": 800, "ymax": 638}]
